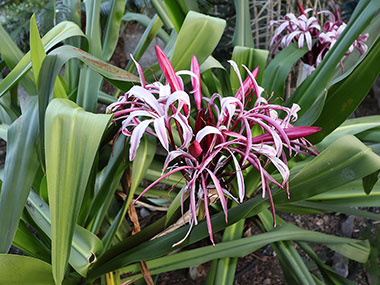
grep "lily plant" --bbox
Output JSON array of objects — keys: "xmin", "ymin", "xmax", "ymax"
[
  {"xmin": 108, "ymin": 45, "xmax": 321, "ymax": 244},
  {"xmin": 1, "ymin": 1, "xmax": 380, "ymax": 283},
  {"xmin": 270, "ymin": 2, "xmax": 368, "ymax": 71}
]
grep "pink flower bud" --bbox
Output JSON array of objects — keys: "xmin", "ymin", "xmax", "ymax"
[
  {"xmin": 155, "ymin": 45, "xmax": 182, "ymax": 92},
  {"xmin": 189, "ymin": 140, "xmax": 203, "ymax": 158}
]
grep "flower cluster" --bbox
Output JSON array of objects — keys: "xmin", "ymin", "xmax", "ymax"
[
  {"xmin": 270, "ymin": 2, "xmax": 368, "ymax": 70},
  {"xmin": 107, "ymin": 45, "xmax": 320, "ymax": 245}
]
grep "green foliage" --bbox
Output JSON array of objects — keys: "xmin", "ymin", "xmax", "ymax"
[
  {"xmin": 0, "ymin": 0, "xmax": 379, "ymax": 284},
  {"xmin": 0, "ymin": 254, "xmax": 54, "ymax": 284},
  {"xmin": 0, "ymin": 0, "xmax": 49, "ymax": 51}
]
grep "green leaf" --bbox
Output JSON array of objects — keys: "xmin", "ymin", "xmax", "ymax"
[
  {"xmin": 130, "ymin": 135, "xmax": 157, "ymax": 206},
  {"xmin": 76, "ymin": 0, "xmax": 103, "ymax": 112},
  {"xmin": 145, "ymin": 160, "xmax": 184, "ymax": 188},
  {"xmin": 199, "ymin": 56, "xmax": 226, "ymax": 73},
  {"xmin": 90, "ymin": 135, "xmax": 380, "ymax": 277},
  {"xmin": 310, "ymin": 33, "xmax": 380, "ymax": 143},
  {"xmin": 45, "ymin": 98, "xmax": 111, "ymax": 284},
  {"xmin": 30, "ymin": 14, "xmax": 66, "ymax": 98},
  {"xmin": 37, "ymin": 46, "xmax": 139, "ymax": 158},
  {"xmin": 101, "ymin": 135, "xmax": 156, "ymax": 252},
  {"xmin": 294, "ymin": 90, "xmax": 326, "ymax": 127},
  {"xmin": 122, "ymin": 12, "xmax": 170, "ymax": 42},
  {"xmin": 258, "ymin": 210, "xmax": 315, "ymax": 284},
  {"xmin": 98, "ymin": 90, "xmax": 117, "ymax": 104},
  {"xmin": 232, "ymin": 0, "xmax": 254, "ymax": 48},
  {"xmin": 0, "ymin": 85, "xmax": 19, "ymax": 125},
  {"xmin": 151, "ymin": 0, "xmax": 175, "ymax": 30},
  {"xmin": 0, "ymin": 24, "xmax": 24, "ymax": 68},
  {"xmin": 274, "ymin": 135, "xmax": 380, "ymax": 204},
  {"xmin": 357, "ymin": 127, "xmax": 380, "ymax": 143},
  {"xmin": 102, "ymin": 0, "xmax": 126, "ymax": 61},
  {"xmin": 230, "ymin": 46, "xmax": 268, "ymax": 94},
  {"xmin": 26, "ymin": 190, "xmax": 103, "ymax": 277},
  {"xmin": 201, "ymin": 69, "xmax": 224, "ymax": 97},
  {"xmin": 61, "ymin": 0, "xmax": 83, "ymax": 92},
  {"xmin": 86, "ymin": 135, "xmax": 128, "ymax": 233},
  {"xmin": 30, "ymin": 14, "xmax": 46, "ymax": 85},
  {"xmin": 118, "ymin": 224, "xmax": 368, "ymax": 282},
  {"xmin": 171, "ymin": 11, "xmax": 226, "ymax": 71},
  {"xmin": 0, "ymin": 97, "xmax": 40, "ymax": 253},
  {"xmin": 0, "ymin": 24, "xmax": 36, "ymax": 95},
  {"xmin": 363, "ymin": 170, "xmax": 380, "ymax": 195},
  {"xmin": 134, "ymin": 187, "xmax": 176, "ymax": 200},
  {"xmin": 0, "ymin": 21, "xmax": 85, "ymax": 98},
  {"xmin": 288, "ymin": 0, "xmax": 380, "ymax": 117},
  {"xmin": 262, "ymin": 42, "xmax": 308, "ymax": 100},
  {"xmin": 327, "ymin": 240, "xmax": 370, "ymax": 263},
  {"xmin": 62, "ymin": 0, "xmax": 81, "ymax": 25},
  {"xmin": 126, "ymin": 14, "xmax": 164, "ymax": 72},
  {"xmin": 279, "ymin": 201, "xmax": 380, "ymax": 221},
  {"xmin": 330, "ymin": 14, "xmax": 380, "ymax": 85},
  {"xmin": 164, "ymin": 0, "xmax": 187, "ymax": 32},
  {"xmin": 0, "ymin": 124, "xmax": 8, "ymax": 141},
  {"xmin": 211, "ymin": 215, "xmax": 245, "ymax": 285},
  {"xmin": 47, "ymin": 46, "xmax": 140, "ymax": 89},
  {"xmin": 85, "ymin": 0, "xmax": 102, "ymax": 58},
  {"xmin": 307, "ymin": 179, "xmax": 380, "ymax": 206},
  {"xmin": 165, "ymin": 185, "xmax": 186, "ymax": 227},
  {"xmin": 259, "ymin": 211, "xmax": 353, "ymax": 285},
  {"xmin": 13, "ymin": 219, "xmax": 51, "ymax": 263},
  {"xmin": 0, "ymin": 255, "xmax": 54, "ymax": 285},
  {"xmin": 298, "ymin": 242, "xmax": 355, "ymax": 285},
  {"xmin": 77, "ymin": 67, "xmax": 103, "ymax": 112},
  {"xmin": 316, "ymin": 115, "xmax": 380, "ymax": 150},
  {"xmin": 77, "ymin": 156, "xmax": 98, "ymax": 226}
]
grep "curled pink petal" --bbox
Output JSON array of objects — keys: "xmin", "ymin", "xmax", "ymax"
[
  {"xmin": 135, "ymin": 165, "xmax": 195, "ymax": 201},
  {"xmin": 165, "ymin": 90, "xmax": 191, "ymax": 117},
  {"xmin": 129, "ymin": 120, "xmax": 153, "ymax": 161},
  {"xmin": 229, "ymin": 60, "xmax": 245, "ymax": 105},
  {"xmin": 205, "ymin": 168, "xmax": 228, "ymax": 223},
  {"xmin": 241, "ymin": 65, "xmax": 264, "ymax": 100},
  {"xmin": 201, "ymin": 173, "xmax": 214, "ymax": 245},
  {"xmin": 129, "ymin": 86, "xmax": 164, "ymax": 116},
  {"xmin": 162, "ymin": 150, "xmax": 197, "ymax": 173},
  {"xmin": 225, "ymin": 149, "xmax": 245, "ymax": 202},
  {"xmin": 189, "ymin": 177, "xmax": 198, "ymax": 225},
  {"xmin": 130, "ymin": 54, "xmax": 146, "ymax": 88},
  {"xmin": 173, "ymin": 113, "xmax": 193, "ymax": 148},
  {"xmin": 196, "ymin": 126, "xmax": 223, "ymax": 143},
  {"xmin": 191, "ymin": 56, "xmax": 202, "ymax": 111},
  {"xmin": 154, "ymin": 116, "xmax": 169, "ymax": 151}
]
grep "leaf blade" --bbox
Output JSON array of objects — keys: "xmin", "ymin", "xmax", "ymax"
[{"xmin": 45, "ymin": 98, "xmax": 111, "ymax": 284}]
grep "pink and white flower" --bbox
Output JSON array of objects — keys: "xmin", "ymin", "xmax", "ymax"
[
  {"xmin": 108, "ymin": 45, "xmax": 321, "ymax": 245},
  {"xmin": 270, "ymin": 3, "xmax": 368, "ymax": 70},
  {"xmin": 270, "ymin": 8, "xmax": 320, "ymax": 51}
]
